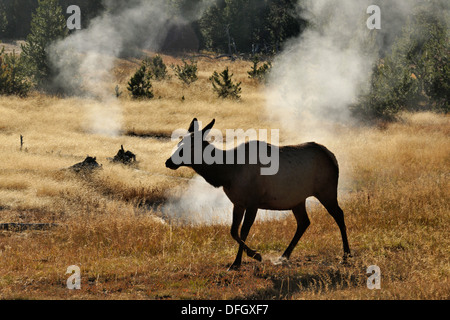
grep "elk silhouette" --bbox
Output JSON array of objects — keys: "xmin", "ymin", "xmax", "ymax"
[{"xmin": 166, "ymin": 119, "xmax": 351, "ymax": 270}]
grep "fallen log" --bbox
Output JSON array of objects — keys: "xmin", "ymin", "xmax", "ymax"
[
  {"xmin": 67, "ymin": 156, "xmax": 102, "ymax": 173},
  {"xmin": 0, "ymin": 223, "xmax": 59, "ymax": 232},
  {"xmin": 189, "ymin": 53, "xmax": 238, "ymax": 61}
]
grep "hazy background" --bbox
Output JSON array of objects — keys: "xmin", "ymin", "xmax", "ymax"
[
  {"xmin": 30, "ymin": 0, "xmax": 444, "ymax": 225},
  {"xmin": 166, "ymin": 0, "xmax": 425, "ymax": 224}
]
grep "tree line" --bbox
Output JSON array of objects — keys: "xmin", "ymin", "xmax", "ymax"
[
  {"xmin": 0, "ymin": 0, "xmax": 448, "ymax": 120},
  {"xmin": 0, "ymin": 0, "xmax": 305, "ymax": 54},
  {"xmin": 354, "ymin": 0, "xmax": 449, "ymax": 119},
  {"xmin": 0, "ymin": 0, "xmax": 103, "ymax": 38}
]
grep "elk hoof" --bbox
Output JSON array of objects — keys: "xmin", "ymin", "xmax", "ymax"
[
  {"xmin": 227, "ymin": 263, "xmax": 241, "ymax": 271},
  {"xmin": 340, "ymin": 253, "xmax": 353, "ymax": 264},
  {"xmin": 252, "ymin": 252, "xmax": 262, "ymax": 262}
]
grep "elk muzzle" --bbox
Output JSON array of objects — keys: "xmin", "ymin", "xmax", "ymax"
[{"xmin": 165, "ymin": 158, "xmax": 180, "ymax": 170}]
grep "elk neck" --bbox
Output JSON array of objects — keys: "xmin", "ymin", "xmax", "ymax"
[{"xmin": 190, "ymin": 142, "xmax": 235, "ymax": 189}]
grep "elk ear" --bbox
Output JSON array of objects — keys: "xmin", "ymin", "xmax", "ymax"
[
  {"xmin": 188, "ymin": 118, "xmax": 199, "ymax": 133},
  {"xmin": 202, "ymin": 119, "xmax": 216, "ymax": 136}
]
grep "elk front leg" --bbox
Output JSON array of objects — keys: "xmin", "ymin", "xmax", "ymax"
[
  {"xmin": 230, "ymin": 207, "xmax": 260, "ymax": 269},
  {"xmin": 229, "ymin": 206, "xmax": 261, "ymax": 270}
]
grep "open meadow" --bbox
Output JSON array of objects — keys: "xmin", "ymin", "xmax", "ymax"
[{"xmin": 0, "ymin": 54, "xmax": 449, "ymax": 300}]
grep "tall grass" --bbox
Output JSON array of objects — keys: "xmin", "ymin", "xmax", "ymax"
[{"xmin": 0, "ymin": 54, "xmax": 448, "ymax": 299}]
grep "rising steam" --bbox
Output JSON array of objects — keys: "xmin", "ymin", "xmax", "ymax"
[
  {"xmin": 263, "ymin": 0, "xmax": 430, "ymax": 198},
  {"xmin": 49, "ymin": 0, "xmax": 212, "ymax": 136},
  {"xmin": 265, "ymin": 0, "xmax": 428, "ymax": 143},
  {"xmin": 162, "ymin": 176, "xmax": 290, "ymax": 226}
]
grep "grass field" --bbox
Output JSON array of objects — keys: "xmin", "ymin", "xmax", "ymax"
[{"xmin": 0, "ymin": 53, "xmax": 449, "ymax": 300}]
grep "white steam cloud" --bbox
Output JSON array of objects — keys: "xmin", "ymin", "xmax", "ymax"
[
  {"xmin": 162, "ymin": 176, "xmax": 290, "ymax": 226},
  {"xmin": 49, "ymin": 0, "xmax": 212, "ymax": 136},
  {"xmin": 49, "ymin": 1, "xmax": 168, "ymax": 136},
  {"xmin": 162, "ymin": 176, "xmax": 233, "ymax": 226},
  {"xmin": 266, "ymin": 0, "xmax": 419, "ymax": 142}
]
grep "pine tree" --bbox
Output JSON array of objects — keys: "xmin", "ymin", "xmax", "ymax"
[
  {"xmin": 210, "ymin": 67, "xmax": 242, "ymax": 99},
  {"xmin": 144, "ymin": 55, "xmax": 168, "ymax": 81},
  {"xmin": 172, "ymin": 59, "xmax": 198, "ymax": 85},
  {"xmin": 248, "ymin": 55, "xmax": 272, "ymax": 82},
  {"xmin": 0, "ymin": 48, "xmax": 31, "ymax": 97},
  {"xmin": 0, "ymin": 3, "xmax": 7, "ymax": 35},
  {"xmin": 127, "ymin": 64, "xmax": 154, "ymax": 99},
  {"xmin": 21, "ymin": 0, "xmax": 67, "ymax": 91}
]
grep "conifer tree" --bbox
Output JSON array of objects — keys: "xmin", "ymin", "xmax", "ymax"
[
  {"xmin": 172, "ymin": 59, "xmax": 198, "ymax": 85},
  {"xmin": 210, "ymin": 67, "xmax": 242, "ymax": 99},
  {"xmin": 21, "ymin": 0, "xmax": 67, "ymax": 90},
  {"xmin": 0, "ymin": 3, "xmax": 7, "ymax": 35},
  {"xmin": 127, "ymin": 64, "xmax": 154, "ymax": 99},
  {"xmin": 0, "ymin": 48, "xmax": 31, "ymax": 97}
]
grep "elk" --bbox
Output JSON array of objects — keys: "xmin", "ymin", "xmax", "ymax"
[{"xmin": 165, "ymin": 119, "xmax": 351, "ymax": 270}]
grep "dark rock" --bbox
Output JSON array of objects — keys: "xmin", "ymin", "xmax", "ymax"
[
  {"xmin": 68, "ymin": 156, "xmax": 102, "ymax": 173},
  {"xmin": 109, "ymin": 145, "xmax": 137, "ymax": 165}
]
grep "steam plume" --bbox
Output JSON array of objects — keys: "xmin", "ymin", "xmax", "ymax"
[
  {"xmin": 265, "ymin": 0, "xmax": 420, "ymax": 142},
  {"xmin": 162, "ymin": 176, "xmax": 290, "ymax": 226},
  {"xmin": 49, "ymin": 0, "xmax": 212, "ymax": 136}
]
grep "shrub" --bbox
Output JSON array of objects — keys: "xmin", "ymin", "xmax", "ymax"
[
  {"xmin": 0, "ymin": 48, "xmax": 31, "ymax": 97},
  {"xmin": 144, "ymin": 55, "xmax": 168, "ymax": 81},
  {"xmin": 127, "ymin": 63, "xmax": 154, "ymax": 99},
  {"xmin": 247, "ymin": 55, "xmax": 272, "ymax": 82},
  {"xmin": 209, "ymin": 67, "xmax": 241, "ymax": 99},
  {"xmin": 20, "ymin": 0, "xmax": 67, "ymax": 91},
  {"xmin": 172, "ymin": 59, "xmax": 198, "ymax": 85},
  {"xmin": 114, "ymin": 85, "xmax": 122, "ymax": 98},
  {"xmin": 351, "ymin": 59, "xmax": 408, "ymax": 121}
]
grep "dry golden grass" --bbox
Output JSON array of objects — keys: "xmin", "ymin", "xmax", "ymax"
[{"xmin": 0, "ymin": 54, "xmax": 448, "ymax": 300}]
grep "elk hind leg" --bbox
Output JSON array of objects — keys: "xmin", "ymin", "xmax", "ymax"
[
  {"xmin": 281, "ymin": 201, "xmax": 310, "ymax": 260},
  {"xmin": 319, "ymin": 196, "xmax": 351, "ymax": 260}
]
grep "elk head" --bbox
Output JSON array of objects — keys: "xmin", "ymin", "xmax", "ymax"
[{"xmin": 165, "ymin": 118, "xmax": 216, "ymax": 170}]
